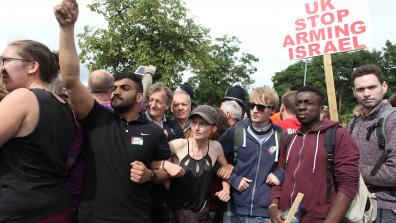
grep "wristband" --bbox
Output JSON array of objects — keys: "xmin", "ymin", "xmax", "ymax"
[{"xmin": 268, "ymin": 203, "xmax": 279, "ymax": 209}]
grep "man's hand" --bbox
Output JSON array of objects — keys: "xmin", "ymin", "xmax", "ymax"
[
  {"xmin": 130, "ymin": 161, "xmax": 151, "ymax": 183},
  {"xmin": 266, "ymin": 173, "xmax": 281, "ymax": 186},
  {"xmin": 217, "ymin": 164, "xmax": 234, "ymax": 180},
  {"xmin": 164, "ymin": 160, "xmax": 185, "ymax": 177},
  {"xmin": 237, "ymin": 177, "xmax": 252, "ymax": 192},
  {"xmin": 54, "ymin": 0, "xmax": 79, "ymax": 26},
  {"xmin": 144, "ymin": 65, "xmax": 156, "ymax": 76},
  {"xmin": 269, "ymin": 204, "xmax": 284, "ymax": 223}
]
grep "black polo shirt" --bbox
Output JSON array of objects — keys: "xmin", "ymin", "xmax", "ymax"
[{"xmin": 78, "ymin": 102, "xmax": 170, "ymax": 223}]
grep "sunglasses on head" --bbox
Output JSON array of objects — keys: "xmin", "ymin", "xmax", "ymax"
[{"xmin": 249, "ymin": 102, "xmax": 273, "ymax": 111}]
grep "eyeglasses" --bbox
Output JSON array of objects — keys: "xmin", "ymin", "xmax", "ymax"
[
  {"xmin": 0, "ymin": 56, "xmax": 32, "ymax": 67},
  {"xmin": 249, "ymin": 102, "xmax": 273, "ymax": 112}
]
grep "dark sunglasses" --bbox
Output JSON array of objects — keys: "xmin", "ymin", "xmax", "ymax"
[{"xmin": 249, "ymin": 102, "xmax": 273, "ymax": 111}]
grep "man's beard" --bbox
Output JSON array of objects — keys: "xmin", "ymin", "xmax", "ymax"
[{"xmin": 111, "ymin": 95, "xmax": 136, "ymax": 114}]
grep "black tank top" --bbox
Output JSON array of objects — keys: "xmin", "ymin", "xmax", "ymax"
[
  {"xmin": 0, "ymin": 89, "xmax": 75, "ymax": 222},
  {"xmin": 165, "ymin": 139, "xmax": 213, "ymax": 212}
]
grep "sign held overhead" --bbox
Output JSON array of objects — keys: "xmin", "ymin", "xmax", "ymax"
[{"xmin": 283, "ymin": 0, "xmax": 371, "ymax": 60}]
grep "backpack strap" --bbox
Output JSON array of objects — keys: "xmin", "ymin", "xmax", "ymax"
[
  {"xmin": 370, "ymin": 107, "xmax": 396, "ymax": 176},
  {"xmin": 284, "ymin": 133, "xmax": 295, "ymax": 150},
  {"xmin": 348, "ymin": 116, "xmax": 358, "ymax": 134},
  {"xmin": 325, "ymin": 125, "xmax": 339, "ymax": 204},
  {"xmin": 232, "ymin": 123, "xmax": 245, "ymax": 165},
  {"xmin": 274, "ymin": 129, "xmax": 286, "ymax": 162}
]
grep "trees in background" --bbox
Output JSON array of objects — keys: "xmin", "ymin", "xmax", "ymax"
[
  {"xmin": 189, "ymin": 36, "xmax": 258, "ymax": 105},
  {"xmin": 78, "ymin": 0, "xmax": 394, "ymax": 111},
  {"xmin": 381, "ymin": 40, "xmax": 396, "ymax": 95},
  {"xmin": 78, "ymin": 0, "xmax": 257, "ymax": 103}
]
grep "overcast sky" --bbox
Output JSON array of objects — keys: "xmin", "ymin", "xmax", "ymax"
[{"xmin": 0, "ymin": 0, "xmax": 395, "ymax": 87}]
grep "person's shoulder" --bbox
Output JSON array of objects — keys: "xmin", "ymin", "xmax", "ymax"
[
  {"xmin": 165, "ymin": 116, "xmax": 183, "ymax": 132},
  {"xmin": 381, "ymin": 105, "xmax": 396, "ymax": 119},
  {"xmin": 272, "ymin": 122, "xmax": 285, "ymax": 132},
  {"xmin": 209, "ymin": 140, "xmax": 223, "ymax": 152},
  {"xmin": 330, "ymin": 123, "xmax": 358, "ymax": 149},
  {"xmin": 5, "ymin": 88, "xmax": 34, "ymax": 97},
  {"xmin": 169, "ymin": 138, "xmax": 187, "ymax": 151},
  {"xmin": 381, "ymin": 106, "xmax": 396, "ymax": 132},
  {"xmin": 334, "ymin": 124, "xmax": 350, "ymax": 137},
  {"xmin": 219, "ymin": 122, "xmax": 238, "ymax": 140},
  {"xmin": 210, "ymin": 139, "xmax": 222, "ymax": 147},
  {"xmin": 141, "ymin": 118, "xmax": 164, "ymax": 132},
  {"xmin": 165, "ymin": 115, "xmax": 179, "ymax": 126},
  {"xmin": 386, "ymin": 109, "xmax": 396, "ymax": 122},
  {"xmin": 89, "ymin": 100, "xmax": 112, "ymax": 116},
  {"xmin": 1, "ymin": 88, "xmax": 36, "ymax": 106},
  {"xmin": 170, "ymin": 138, "xmax": 187, "ymax": 146},
  {"xmin": 239, "ymin": 119, "xmax": 250, "ymax": 128}
]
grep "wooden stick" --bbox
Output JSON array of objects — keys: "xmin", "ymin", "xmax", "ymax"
[
  {"xmin": 323, "ymin": 54, "xmax": 339, "ymax": 122},
  {"xmin": 284, "ymin": 192, "xmax": 304, "ymax": 223}
]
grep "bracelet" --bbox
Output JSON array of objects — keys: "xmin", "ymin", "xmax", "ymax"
[
  {"xmin": 268, "ymin": 203, "xmax": 279, "ymax": 209},
  {"xmin": 161, "ymin": 160, "xmax": 166, "ymax": 169}
]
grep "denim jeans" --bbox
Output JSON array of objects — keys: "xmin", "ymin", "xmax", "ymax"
[
  {"xmin": 375, "ymin": 209, "xmax": 396, "ymax": 223},
  {"xmin": 223, "ymin": 211, "xmax": 271, "ymax": 223}
]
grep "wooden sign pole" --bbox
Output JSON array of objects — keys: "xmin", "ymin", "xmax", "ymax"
[
  {"xmin": 284, "ymin": 192, "xmax": 304, "ymax": 223},
  {"xmin": 323, "ymin": 54, "xmax": 339, "ymax": 122}
]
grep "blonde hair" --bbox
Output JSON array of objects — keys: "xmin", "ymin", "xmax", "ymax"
[{"xmin": 249, "ymin": 86, "xmax": 279, "ymax": 108}]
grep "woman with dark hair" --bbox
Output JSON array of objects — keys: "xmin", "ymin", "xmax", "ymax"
[{"xmin": 0, "ymin": 40, "xmax": 75, "ymax": 222}]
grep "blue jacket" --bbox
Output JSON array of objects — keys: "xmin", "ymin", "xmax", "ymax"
[{"xmin": 218, "ymin": 120, "xmax": 286, "ymax": 217}]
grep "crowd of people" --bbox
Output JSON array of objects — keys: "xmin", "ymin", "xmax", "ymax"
[{"xmin": 0, "ymin": 0, "xmax": 395, "ymax": 223}]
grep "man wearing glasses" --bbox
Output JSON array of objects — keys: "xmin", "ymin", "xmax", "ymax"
[{"xmin": 218, "ymin": 86, "xmax": 286, "ymax": 223}]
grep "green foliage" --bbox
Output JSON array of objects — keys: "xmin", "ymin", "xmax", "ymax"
[
  {"xmin": 340, "ymin": 112, "xmax": 353, "ymax": 126},
  {"xmin": 381, "ymin": 40, "xmax": 396, "ymax": 97},
  {"xmin": 188, "ymin": 36, "xmax": 258, "ymax": 106},
  {"xmin": 78, "ymin": 0, "xmax": 211, "ymax": 88},
  {"xmin": 78, "ymin": 0, "xmax": 257, "ymax": 94},
  {"xmin": 272, "ymin": 41, "xmax": 394, "ymax": 116}
]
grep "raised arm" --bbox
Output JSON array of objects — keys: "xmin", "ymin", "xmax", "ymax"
[
  {"xmin": 55, "ymin": 0, "xmax": 94, "ymax": 119},
  {"xmin": 142, "ymin": 65, "xmax": 156, "ymax": 99}
]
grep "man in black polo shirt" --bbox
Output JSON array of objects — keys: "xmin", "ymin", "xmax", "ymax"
[{"xmin": 55, "ymin": 1, "xmax": 181, "ymax": 222}]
